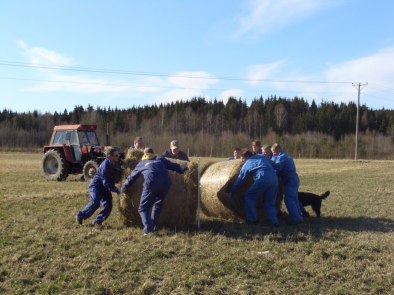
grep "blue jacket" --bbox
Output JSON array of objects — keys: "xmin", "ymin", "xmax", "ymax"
[
  {"xmin": 121, "ymin": 156, "xmax": 185, "ymax": 191},
  {"xmin": 271, "ymin": 151, "xmax": 298, "ymax": 184},
  {"xmin": 231, "ymin": 155, "xmax": 276, "ymax": 193},
  {"xmin": 89, "ymin": 158, "xmax": 120, "ymax": 193},
  {"xmin": 162, "ymin": 149, "xmax": 189, "ymax": 161}
]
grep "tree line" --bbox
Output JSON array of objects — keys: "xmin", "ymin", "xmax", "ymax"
[{"xmin": 1, "ymin": 96, "xmax": 394, "ymax": 159}]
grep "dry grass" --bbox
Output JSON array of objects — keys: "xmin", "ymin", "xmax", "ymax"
[{"xmin": 0, "ymin": 152, "xmax": 393, "ymax": 294}]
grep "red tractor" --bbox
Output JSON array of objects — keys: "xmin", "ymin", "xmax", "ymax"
[{"xmin": 41, "ymin": 124, "xmax": 124, "ymax": 181}]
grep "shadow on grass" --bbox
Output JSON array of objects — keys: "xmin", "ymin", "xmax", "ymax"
[
  {"xmin": 186, "ymin": 215, "xmax": 394, "ymax": 242},
  {"xmin": 109, "ymin": 215, "xmax": 393, "ymax": 243}
]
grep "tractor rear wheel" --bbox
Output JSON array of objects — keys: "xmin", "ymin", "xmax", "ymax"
[
  {"xmin": 83, "ymin": 160, "xmax": 99, "ymax": 182},
  {"xmin": 41, "ymin": 149, "xmax": 69, "ymax": 181}
]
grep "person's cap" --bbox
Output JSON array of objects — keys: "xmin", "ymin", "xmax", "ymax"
[
  {"xmin": 170, "ymin": 140, "xmax": 179, "ymax": 148},
  {"xmin": 144, "ymin": 147, "xmax": 154, "ymax": 154}
]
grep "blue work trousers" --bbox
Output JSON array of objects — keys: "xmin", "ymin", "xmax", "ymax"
[
  {"xmin": 77, "ymin": 188, "xmax": 113, "ymax": 224},
  {"xmin": 283, "ymin": 182, "xmax": 303, "ymax": 223},
  {"xmin": 138, "ymin": 184, "xmax": 170, "ymax": 233},
  {"xmin": 244, "ymin": 178, "xmax": 278, "ymax": 225}
]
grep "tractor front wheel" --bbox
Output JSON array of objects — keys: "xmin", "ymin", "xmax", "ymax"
[
  {"xmin": 41, "ymin": 149, "xmax": 69, "ymax": 181},
  {"xmin": 83, "ymin": 160, "xmax": 99, "ymax": 182}
]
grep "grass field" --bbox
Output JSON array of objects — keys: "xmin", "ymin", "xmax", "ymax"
[{"xmin": 0, "ymin": 152, "xmax": 393, "ymax": 294}]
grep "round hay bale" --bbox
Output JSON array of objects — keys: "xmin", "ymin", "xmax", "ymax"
[
  {"xmin": 200, "ymin": 159, "xmax": 283, "ymax": 222},
  {"xmin": 118, "ymin": 159, "xmax": 198, "ymax": 229},
  {"xmin": 198, "ymin": 160, "xmax": 217, "ymax": 176},
  {"xmin": 199, "ymin": 159, "xmax": 245, "ymax": 220},
  {"xmin": 123, "ymin": 148, "xmax": 144, "ymax": 172}
]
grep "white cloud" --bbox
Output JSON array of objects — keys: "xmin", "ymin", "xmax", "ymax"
[
  {"xmin": 245, "ymin": 60, "xmax": 286, "ymax": 85},
  {"xmin": 17, "ymin": 41, "xmax": 134, "ymax": 94},
  {"xmin": 21, "ymin": 42, "xmax": 393, "ymax": 109},
  {"xmin": 320, "ymin": 46, "xmax": 394, "ymax": 105},
  {"xmin": 235, "ymin": 0, "xmax": 338, "ymax": 37},
  {"xmin": 325, "ymin": 46, "xmax": 394, "ymax": 84},
  {"xmin": 133, "ymin": 76, "xmax": 169, "ymax": 93},
  {"xmin": 156, "ymin": 72, "xmax": 219, "ymax": 103},
  {"xmin": 25, "ymin": 64, "xmax": 220, "ymax": 99},
  {"xmin": 218, "ymin": 89, "xmax": 244, "ymax": 104},
  {"xmin": 241, "ymin": 46, "xmax": 394, "ymax": 108},
  {"xmin": 16, "ymin": 40, "xmax": 75, "ymax": 66},
  {"xmin": 17, "ymin": 42, "xmax": 221, "ymax": 100},
  {"xmin": 28, "ymin": 74, "xmax": 134, "ymax": 93}
]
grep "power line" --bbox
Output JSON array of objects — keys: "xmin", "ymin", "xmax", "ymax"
[
  {"xmin": 368, "ymin": 82, "xmax": 394, "ymax": 92},
  {"xmin": 0, "ymin": 75, "xmax": 370, "ymax": 97},
  {"xmin": 0, "ymin": 60, "xmax": 353, "ymax": 84}
]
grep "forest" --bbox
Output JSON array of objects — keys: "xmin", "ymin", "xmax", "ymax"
[{"xmin": 1, "ymin": 96, "xmax": 394, "ymax": 159}]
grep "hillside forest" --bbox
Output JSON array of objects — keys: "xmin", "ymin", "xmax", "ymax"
[{"xmin": 1, "ymin": 96, "xmax": 394, "ymax": 159}]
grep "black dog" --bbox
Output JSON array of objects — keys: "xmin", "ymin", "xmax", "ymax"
[{"xmin": 298, "ymin": 191, "xmax": 330, "ymax": 217}]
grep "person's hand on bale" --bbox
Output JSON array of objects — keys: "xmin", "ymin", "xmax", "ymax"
[
  {"xmin": 224, "ymin": 191, "xmax": 234, "ymax": 199},
  {"xmin": 118, "ymin": 186, "xmax": 126, "ymax": 196}
]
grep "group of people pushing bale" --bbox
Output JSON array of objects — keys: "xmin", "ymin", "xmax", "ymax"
[
  {"xmin": 75, "ymin": 137, "xmax": 309, "ymax": 235},
  {"xmin": 226, "ymin": 141, "xmax": 304, "ymax": 227},
  {"xmin": 75, "ymin": 137, "xmax": 190, "ymax": 235}
]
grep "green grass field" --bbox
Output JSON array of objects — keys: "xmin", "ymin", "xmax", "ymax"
[{"xmin": 0, "ymin": 152, "xmax": 393, "ymax": 294}]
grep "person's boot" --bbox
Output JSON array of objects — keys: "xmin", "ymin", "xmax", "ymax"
[{"xmin": 75, "ymin": 214, "xmax": 83, "ymax": 225}]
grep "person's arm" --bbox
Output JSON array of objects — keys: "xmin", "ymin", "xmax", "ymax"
[
  {"xmin": 120, "ymin": 163, "xmax": 142, "ymax": 192},
  {"xmin": 162, "ymin": 150, "xmax": 170, "ymax": 158},
  {"xmin": 230, "ymin": 165, "xmax": 249, "ymax": 193},
  {"xmin": 101, "ymin": 160, "xmax": 120, "ymax": 193},
  {"xmin": 162, "ymin": 157, "xmax": 186, "ymax": 174},
  {"xmin": 271, "ymin": 155, "xmax": 286, "ymax": 173},
  {"xmin": 180, "ymin": 151, "xmax": 189, "ymax": 161}
]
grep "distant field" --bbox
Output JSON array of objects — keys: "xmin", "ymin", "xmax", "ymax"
[{"xmin": 0, "ymin": 152, "xmax": 393, "ymax": 294}]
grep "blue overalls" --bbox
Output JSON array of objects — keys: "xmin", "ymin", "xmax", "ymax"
[
  {"xmin": 77, "ymin": 158, "xmax": 120, "ymax": 224},
  {"xmin": 271, "ymin": 151, "xmax": 303, "ymax": 223},
  {"xmin": 161, "ymin": 149, "xmax": 190, "ymax": 161},
  {"xmin": 121, "ymin": 156, "xmax": 185, "ymax": 234},
  {"xmin": 231, "ymin": 155, "xmax": 279, "ymax": 225}
]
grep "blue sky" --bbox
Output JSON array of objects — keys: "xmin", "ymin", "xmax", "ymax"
[{"xmin": 1, "ymin": 0, "xmax": 394, "ymax": 113}]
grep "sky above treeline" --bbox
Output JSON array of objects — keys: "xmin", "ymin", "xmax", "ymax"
[{"xmin": 1, "ymin": 0, "xmax": 394, "ymax": 113}]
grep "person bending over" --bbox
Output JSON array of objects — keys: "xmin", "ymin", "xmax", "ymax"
[
  {"xmin": 121, "ymin": 147, "xmax": 187, "ymax": 235},
  {"xmin": 270, "ymin": 143, "xmax": 303, "ymax": 225},
  {"xmin": 75, "ymin": 148, "xmax": 121, "ymax": 227},
  {"xmin": 228, "ymin": 150, "xmax": 279, "ymax": 226}
]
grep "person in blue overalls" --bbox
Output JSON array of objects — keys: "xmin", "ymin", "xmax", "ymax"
[
  {"xmin": 228, "ymin": 150, "xmax": 279, "ymax": 226},
  {"xmin": 270, "ymin": 143, "xmax": 303, "ymax": 225},
  {"xmin": 75, "ymin": 148, "xmax": 121, "ymax": 227},
  {"xmin": 251, "ymin": 140, "xmax": 263, "ymax": 155},
  {"xmin": 227, "ymin": 147, "xmax": 242, "ymax": 160},
  {"xmin": 161, "ymin": 140, "xmax": 189, "ymax": 161},
  {"xmin": 120, "ymin": 147, "xmax": 187, "ymax": 235}
]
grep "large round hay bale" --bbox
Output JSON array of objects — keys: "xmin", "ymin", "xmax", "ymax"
[
  {"xmin": 200, "ymin": 159, "xmax": 283, "ymax": 222},
  {"xmin": 123, "ymin": 148, "xmax": 144, "ymax": 172},
  {"xmin": 199, "ymin": 160, "xmax": 245, "ymax": 221},
  {"xmin": 118, "ymin": 159, "xmax": 198, "ymax": 229}
]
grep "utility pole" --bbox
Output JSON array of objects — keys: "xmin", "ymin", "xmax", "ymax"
[{"xmin": 352, "ymin": 82, "xmax": 368, "ymax": 161}]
